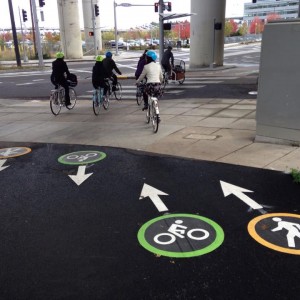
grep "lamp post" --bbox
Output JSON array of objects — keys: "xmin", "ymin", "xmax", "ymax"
[{"xmin": 113, "ymin": 0, "xmax": 119, "ymax": 55}]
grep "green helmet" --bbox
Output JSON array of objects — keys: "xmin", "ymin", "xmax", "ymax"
[
  {"xmin": 96, "ymin": 55, "xmax": 104, "ymax": 62},
  {"xmin": 56, "ymin": 52, "xmax": 64, "ymax": 59}
]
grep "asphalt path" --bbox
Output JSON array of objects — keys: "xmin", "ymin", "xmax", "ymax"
[{"xmin": 0, "ymin": 141, "xmax": 299, "ymax": 299}]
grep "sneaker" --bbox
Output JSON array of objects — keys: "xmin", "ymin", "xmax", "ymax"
[{"xmin": 142, "ymin": 105, "xmax": 148, "ymax": 111}]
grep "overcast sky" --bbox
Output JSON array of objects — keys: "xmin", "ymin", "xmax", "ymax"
[{"xmin": 1, "ymin": 0, "xmax": 251, "ymax": 30}]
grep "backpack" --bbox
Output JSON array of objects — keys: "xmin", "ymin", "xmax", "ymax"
[{"xmin": 67, "ymin": 73, "xmax": 78, "ymax": 87}]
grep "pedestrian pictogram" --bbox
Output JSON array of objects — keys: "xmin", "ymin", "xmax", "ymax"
[
  {"xmin": 58, "ymin": 151, "xmax": 106, "ymax": 165},
  {"xmin": 248, "ymin": 213, "xmax": 300, "ymax": 255},
  {"xmin": 138, "ymin": 214, "xmax": 224, "ymax": 258},
  {"xmin": 0, "ymin": 147, "xmax": 31, "ymax": 158}
]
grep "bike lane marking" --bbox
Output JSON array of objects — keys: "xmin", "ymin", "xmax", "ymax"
[
  {"xmin": 58, "ymin": 151, "xmax": 106, "ymax": 185},
  {"xmin": 248, "ymin": 213, "xmax": 300, "ymax": 255},
  {"xmin": 58, "ymin": 150, "xmax": 106, "ymax": 165},
  {"xmin": 138, "ymin": 213, "xmax": 224, "ymax": 258},
  {"xmin": 0, "ymin": 147, "xmax": 31, "ymax": 158}
]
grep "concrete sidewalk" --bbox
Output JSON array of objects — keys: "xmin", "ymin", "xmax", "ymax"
[{"xmin": 1, "ymin": 68, "xmax": 300, "ymax": 174}]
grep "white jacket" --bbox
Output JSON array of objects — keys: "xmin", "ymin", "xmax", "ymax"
[{"xmin": 136, "ymin": 62, "xmax": 163, "ymax": 84}]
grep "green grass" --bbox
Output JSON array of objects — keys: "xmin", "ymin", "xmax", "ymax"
[{"xmin": 290, "ymin": 168, "xmax": 300, "ymax": 184}]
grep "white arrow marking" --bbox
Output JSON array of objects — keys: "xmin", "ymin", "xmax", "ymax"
[
  {"xmin": 140, "ymin": 183, "xmax": 169, "ymax": 212},
  {"xmin": 69, "ymin": 165, "xmax": 93, "ymax": 186},
  {"xmin": 0, "ymin": 159, "xmax": 9, "ymax": 172},
  {"xmin": 220, "ymin": 181, "xmax": 263, "ymax": 210}
]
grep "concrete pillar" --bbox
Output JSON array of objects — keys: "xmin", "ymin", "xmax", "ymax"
[
  {"xmin": 82, "ymin": 0, "xmax": 102, "ymax": 55},
  {"xmin": 190, "ymin": 0, "xmax": 226, "ymax": 68},
  {"xmin": 57, "ymin": 0, "xmax": 83, "ymax": 59}
]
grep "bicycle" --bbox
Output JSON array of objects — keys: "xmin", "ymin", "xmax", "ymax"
[
  {"xmin": 105, "ymin": 77, "xmax": 122, "ymax": 101},
  {"xmin": 136, "ymin": 78, "xmax": 147, "ymax": 106},
  {"xmin": 92, "ymin": 86, "xmax": 109, "ymax": 116},
  {"xmin": 145, "ymin": 84, "xmax": 162, "ymax": 133},
  {"xmin": 50, "ymin": 82, "xmax": 77, "ymax": 116}
]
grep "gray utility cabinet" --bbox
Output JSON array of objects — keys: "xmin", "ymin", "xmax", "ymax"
[{"xmin": 256, "ymin": 19, "xmax": 300, "ymax": 145}]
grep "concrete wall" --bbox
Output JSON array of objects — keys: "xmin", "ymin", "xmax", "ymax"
[
  {"xmin": 256, "ymin": 20, "xmax": 300, "ymax": 145},
  {"xmin": 190, "ymin": 0, "xmax": 226, "ymax": 68},
  {"xmin": 57, "ymin": 0, "xmax": 83, "ymax": 59}
]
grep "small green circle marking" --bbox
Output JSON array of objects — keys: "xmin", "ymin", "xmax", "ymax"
[
  {"xmin": 58, "ymin": 151, "xmax": 106, "ymax": 165},
  {"xmin": 137, "ymin": 213, "xmax": 224, "ymax": 258}
]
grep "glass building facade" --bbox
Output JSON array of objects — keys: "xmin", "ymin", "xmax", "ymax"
[{"xmin": 244, "ymin": 0, "xmax": 299, "ymax": 23}]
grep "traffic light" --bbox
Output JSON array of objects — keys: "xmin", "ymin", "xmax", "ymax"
[
  {"xmin": 252, "ymin": 0, "xmax": 257, "ymax": 3},
  {"xmin": 167, "ymin": 2, "xmax": 172, "ymax": 11},
  {"xmin": 89, "ymin": 32, "xmax": 94, "ymax": 36},
  {"xmin": 154, "ymin": 2, "xmax": 159, "ymax": 13},
  {"xmin": 22, "ymin": 9, "xmax": 28, "ymax": 22},
  {"xmin": 163, "ymin": 23, "xmax": 171, "ymax": 30},
  {"xmin": 39, "ymin": 0, "xmax": 45, "ymax": 7},
  {"xmin": 94, "ymin": 4, "xmax": 99, "ymax": 17}
]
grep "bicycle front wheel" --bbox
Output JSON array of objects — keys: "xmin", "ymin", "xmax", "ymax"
[
  {"xmin": 113, "ymin": 82, "xmax": 122, "ymax": 100},
  {"xmin": 50, "ymin": 91, "xmax": 61, "ymax": 116},
  {"xmin": 66, "ymin": 88, "xmax": 77, "ymax": 110},
  {"xmin": 151, "ymin": 102, "xmax": 159, "ymax": 133},
  {"xmin": 93, "ymin": 90, "xmax": 101, "ymax": 115},
  {"xmin": 136, "ymin": 87, "xmax": 143, "ymax": 105}
]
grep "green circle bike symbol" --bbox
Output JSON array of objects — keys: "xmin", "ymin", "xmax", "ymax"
[
  {"xmin": 137, "ymin": 213, "xmax": 224, "ymax": 258},
  {"xmin": 58, "ymin": 151, "xmax": 106, "ymax": 165}
]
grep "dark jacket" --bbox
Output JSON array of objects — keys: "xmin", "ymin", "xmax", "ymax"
[
  {"xmin": 161, "ymin": 49, "xmax": 174, "ymax": 66},
  {"xmin": 102, "ymin": 57, "xmax": 122, "ymax": 78},
  {"xmin": 51, "ymin": 58, "xmax": 70, "ymax": 83},
  {"xmin": 135, "ymin": 55, "xmax": 147, "ymax": 79},
  {"xmin": 92, "ymin": 61, "xmax": 106, "ymax": 88}
]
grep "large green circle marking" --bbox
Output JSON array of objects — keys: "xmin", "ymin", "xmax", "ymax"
[
  {"xmin": 137, "ymin": 213, "xmax": 224, "ymax": 258},
  {"xmin": 58, "ymin": 151, "xmax": 106, "ymax": 165}
]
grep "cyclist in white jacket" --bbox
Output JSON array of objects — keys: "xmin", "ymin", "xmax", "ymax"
[{"xmin": 136, "ymin": 50, "xmax": 163, "ymax": 110}]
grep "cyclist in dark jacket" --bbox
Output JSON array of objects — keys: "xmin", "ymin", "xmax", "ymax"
[
  {"xmin": 135, "ymin": 49, "xmax": 148, "ymax": 79},
  {"xmin": 161, "ymin": 45, "xmax": 174, "ymax": 78},
  {"xmin": 92, "ymin": 55, "xmax": 108, "ymax": 95},
  {"xmin": 51, "ymin": 52, "xmax": 71, "ymax": 106},
  {"xmin": 102, "ymin": 51, "xmax": 122, "ymax": 91}
]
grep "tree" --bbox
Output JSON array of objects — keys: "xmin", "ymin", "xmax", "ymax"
[
  {"xmin": 266, "ymin": 13, "xmax": 281, "ymax": 22},
  {"xmin": 237, "ymin": 22, "xmax": 248, "ymax": 36},
  {"xmin": 249, "ymin": 17, "xmax": 264, "ymax": 34}
]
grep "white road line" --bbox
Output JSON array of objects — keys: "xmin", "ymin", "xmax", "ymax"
[
  {"xmin": 32, "ymin": 79, "xmax": 45, "ymax": 82},
  {"xmin": 16, "ymin": 83, "xmax": 35, "ymax": 86}
]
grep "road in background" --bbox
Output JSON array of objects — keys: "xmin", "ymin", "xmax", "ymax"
[{"xmin": 0, "ymin": 43, "xmax": 260, "ymax": 100}]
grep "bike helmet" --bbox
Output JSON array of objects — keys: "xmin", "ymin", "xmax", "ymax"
[
  {"xmin": 105, "ymin": 51, "xmax": 112, "ymax": 58},
  {"xmin": 146, "ymin": 50, "xmax": 157, "ymax": 61},
  {"xmin": 56, "ymin": 52, "xmax": 64, "ymax": 59},
  {"xmin": 96, "ymin": 55, "xmax": 104, "ymax": 62}
]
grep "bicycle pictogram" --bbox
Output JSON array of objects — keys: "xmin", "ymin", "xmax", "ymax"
[
  {"xmin": 138, "ymin": 214, "xmax": 224, "ymax": 258},
  {"xmin": 58, "ymin": 150, "xmax": 106, "ymax": 165},
  {"xmin": 154, "ymin": 220, "xmax": 209, "ymax": 245},
  {"xmin": 66, "ymin": 152, "xmax": 97, "ymax": 162}
]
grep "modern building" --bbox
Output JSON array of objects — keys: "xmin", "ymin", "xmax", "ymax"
[{"xmin": 244, "ymin": 0, "xmax": 299, "ymax": 24}]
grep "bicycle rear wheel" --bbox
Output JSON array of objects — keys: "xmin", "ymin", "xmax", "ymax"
[
  {"xmin": 50, "ymin": 91, "xmax": 61, "ymax": 116},
  {"xmin": 103, "ymin": 94, "xmax": 109, "ymax": 110},
  {"xmin": 93, "ymin": 90, "xmax": 101, "ymax": 115},
  {"xmin": 113, "ymin": 82, "xmax": 122, "ymax": 100},
  {"xmin": 146, "ymin": 105, "xmax": 150, "ymax": 124},
  {"xmin": 66, "ymin": 88, "xmax": 77, "ymax": 110},
  {"xmin": 151, "ymin": 101, "xmax": 159, "ymax": 133}
]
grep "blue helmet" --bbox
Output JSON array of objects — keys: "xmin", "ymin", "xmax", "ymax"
[
  {"xmin": 105, "ymin": 51, "xmax": 112, "ymax": 58},
  {"xmin": 146, "ymin": 50, "xmax": 157, "ymax": 61}
]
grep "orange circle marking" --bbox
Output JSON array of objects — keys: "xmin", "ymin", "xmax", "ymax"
[
  {"xmin": 248, "ymin": 213, "xmax": 300, "ymax": 255},
  {"xmin": 0, "ymin": 147, "xmax": 31, "ymax": 158}
]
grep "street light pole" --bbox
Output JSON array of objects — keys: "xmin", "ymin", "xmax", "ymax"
[
  {"xmin": 159, "ymin": 0, "xmax": 164, "ymax": 62},
  {"xmin": 113, "ymin": 0, "xmax": 119, "ymax": 55},
  {"xmin": 91, "ymin": 0, "xmax": 97, "ymax": 57}
]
